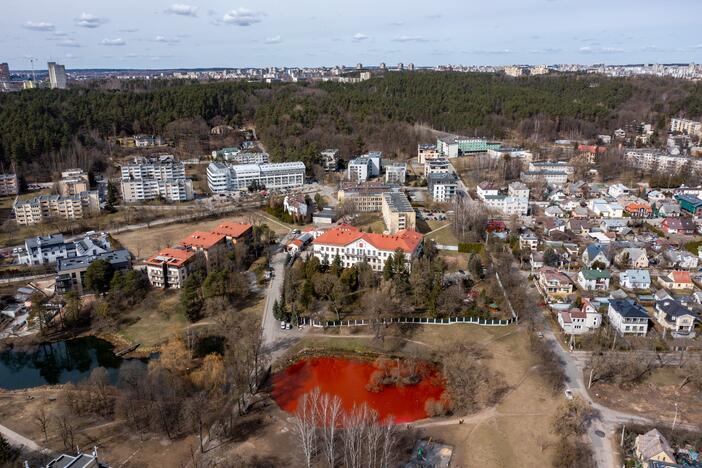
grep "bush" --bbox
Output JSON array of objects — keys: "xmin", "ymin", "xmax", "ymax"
[{"xmin": 458, "ymin": 243, "xmax": 484, "ymax": 254}]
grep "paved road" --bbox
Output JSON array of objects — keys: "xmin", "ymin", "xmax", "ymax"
[{"xmin": 0, "ymin": 421, "xmax": 46, "ymax": 453}]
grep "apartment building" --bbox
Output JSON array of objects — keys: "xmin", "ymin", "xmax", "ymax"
[
  {"xmin": 483, "ymin": 195, "xmax": 529, "ymax": 215},
  {"xmin": 206, "ymin": 161, "xmax": 306, "ymax": 192},
  {"xmin": 0, "ymin": 173, "xmax": 19, "ymax": 196},
  {"xmin": 508, "ymin": 181, "xmax": 530, "ymax": 199},
  {"xmin": 670, "ymin": 117, "xmax": 702, "ymax": 136},
  {"xmin": 121, "ymin": 178, "xmax": 194, "ymax": 203},
  {"xmin": 14, "ymin": 192, "xmax": 100, "ymax": 225},
  {"xmin": 337, "ymin": 182, "xmax": 400, "ymax": 212},
  {"xmin": 347, "ymin": 152, "xmax": 382, "ymax": 182},
  {"xmin": 384, "ymin": 162, "xmax": 407, "ymax": 184},
  {"xmin": 211, "ymin": 221, "xmax": 253, "ymax": 246},
  {"xmin": 121, "ymin": 156, "xmax": 186, "ymax": 180},
  {"xmin": 313, "ymin": 224, "xmax": 423, "ymax": 272},
  {"xmin": 520, "ymin": 170, "xmax": 568, "ymax": 187},
  {"xmin": 417, "ymin": 144, "xmax": 440, "ymax": 164},
  {"xmin": 180, "ymin": 231, "xmax": 228, "ymax": 269},
  {"xmin": 381, "ymin": 192, "xmax": 416, "ymax": 234},
  {"xmin": 625, "ymin": 148, "xmax": 702, "ymax": 173},
  {"xmin": 427, "ymin": 173, "xmax": 458, "ymax": 202},
  {"xmin": 15, "ymin": 232, "xmax": 111, "ymax": 266},
  {"xmin": 436, "ymin": 136, "xmax": 501, "ymax": 157},
  {"xmin": 57, "ymin": 169, "xmax": 89, "ymax": 197},
  {"xmin": 212, "ymin": 148, "xmax": 270, "ymax": 165},
  {"xmin": 320, "ymin": 149, "xmax": 339, "ymax": 171},
  {"xmin": 146, "ymin": 247, "xmax": 199, "ymax": 289},
  {"xmin": 528, "ymin": 161, "xmax": 574, "ymax": 175},
  {"xmin": 424, "ymin": 158, "xmax": 450, "ymax": 177},
  {"xmin": 56, "ymin": 249, "xmax": 131, "ymax": 294}
]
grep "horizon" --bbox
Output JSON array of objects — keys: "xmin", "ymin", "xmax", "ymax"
[{"xmin": 1, "ymin": 0, "xmax": 701, "ymax": 70}]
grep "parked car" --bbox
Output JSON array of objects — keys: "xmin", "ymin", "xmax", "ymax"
[{"xmin": 564, "ymin": 389, "xmax": 574, "ymax": 400}]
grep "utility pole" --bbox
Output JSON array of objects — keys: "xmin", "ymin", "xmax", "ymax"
[
  {"xmin": 588, "ymin": 367, "xmax": 594, "ymax": 389},
  {"xmin": 672, "ymin": 402, "xmax": 678, "ymax": 431},
  {"xmin": 620, "ymin": 425, "xmax": 625, "ymax": 447}
]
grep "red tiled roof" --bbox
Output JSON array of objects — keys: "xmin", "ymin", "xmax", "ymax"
[
  {"xmin": 670, "ymin": 270, "xmax": 692, "ymax": 284},
  {"xmin": 180, "ymin": 231, "xmax": 226, "ymax": 249},
  {"xmin": 212, "ymin": 222, "xmax": 253, "ymax": 239},
  {"xmin": 313, "ymin": 224, "xmax": 423, "ymax": 253},
  {"xmin": 146, "ymin": 247, "xmax": 196, "ymax": 267}
]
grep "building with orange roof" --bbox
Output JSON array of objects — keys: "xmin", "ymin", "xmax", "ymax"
[
  {"xmin": 624, "ymin": 201, "xmax": 653, "ymax": 218},
  {"xmin": 658, "ymin": 270, "xmax": 694, "ymax": 291},
  {"xmin": 312, "ymin": 224, "xmax": 423, "ymax": 272},
  {"xmin": 212, "ymin": 221, "xmax": 253, "ymax": 245},
  {"xmin": 145, "ymin": 247, "xmax": 200, "ymax": 288},
  {"xmin": 180, "ymin": 231, "xmax": 227, "ymax": 269}
]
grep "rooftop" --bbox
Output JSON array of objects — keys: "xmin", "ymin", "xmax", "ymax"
[
  {"xmin": 382, "ymin": 192, "xmax": 413, "ymax": 213},
  {"xmin": 609, "ymin": 298, "xmax": 649, "ymax": 319},
  {"xmin": 57, "ymin": 249, "xmax": 131, "ymax": 272},
  {"xmin": 180, "ymin": 231, "xmax": 226, "ymax": 249},
  {"xmin": 212, "ymin": 222, "xmax": 253, "ymax": 239},
  {"xmin": 146, "ymin": 247, "xmax": 196, "ymax": 268},
  {"xmin": 314, "ymin": 224, "xmax": 423, "ymax": 252}
]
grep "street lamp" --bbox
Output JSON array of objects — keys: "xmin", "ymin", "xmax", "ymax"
[{"xmin": 672, "ymin": 402, "xmax": 679, "ymax": 431}]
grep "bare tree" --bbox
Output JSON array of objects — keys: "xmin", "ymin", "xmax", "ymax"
[
  {"xmin": 55, "ymin": 413, "xmax": 75, "ymax": 452},
  {"xmin": 34, "ymin": 407, "xmax": 50, "ymax": 443},
  {"xmin": 292, "ymin": 388, "xmax": 320, "ymax": 468},
  {"xmin": 319, "ymin": 393, "xmax": 343, "ymax": 468}
]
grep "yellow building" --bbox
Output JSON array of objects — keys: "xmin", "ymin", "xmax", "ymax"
[{"xmin": 381, "ymin": 192, "xmax": 416, "ymax": 234}]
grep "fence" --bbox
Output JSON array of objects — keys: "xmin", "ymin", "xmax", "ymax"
[{"xmin": 298, "ymin": 315, "xmax": 515, "ymax": 328}]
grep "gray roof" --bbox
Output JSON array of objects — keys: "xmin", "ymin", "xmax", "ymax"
[
  {"xmin": 57, "ymin": 249, "xmax": 131, "ymax": 272},
  {"xmin": 382, "ymin": 192, "xmax": 413, "ymax": 213},
  {"xmin": 26, "ymin": 234, "xmax": 65, "ymax": 249},
  {"xmin": 656, "ymin": 299, "xmax": 697, "ymax": 321},
  {"xmin": 609, "ymin": 298, "xmax": 649, "ymax": 319}
]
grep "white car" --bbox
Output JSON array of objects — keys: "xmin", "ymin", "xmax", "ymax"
[
  {"xmin": 280, "ymin": 321, "xmax": 286, "ymax": 330},
  {"xmin": 564, "ymin": 389, "xmax": 574, "ymax": 400},
  {"xmin": 286, "ymin": 323, "xmax": 292, "ymax": 330}
]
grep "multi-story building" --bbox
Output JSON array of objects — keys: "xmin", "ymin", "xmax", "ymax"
[
  {"xmin": 625, "ymin": 148, "xmax": 702, "ymax": 173},
  {"xmin": 504, "ymin": 66, "xmax": 524, "ymax": 77},
  {"xmin": 121, "ymin": 178, "xmax": 194, "ymax": 203},
  {"xmin": 55, "ymin": 249, "xmax": 131, "ymax": 294},
  {"xmin": 424, "ymin": 158, "xmax": 450, "ymax": 177},
  {"xmin": 381, "ymin": 192, "xmax": 416, "ymax": 234},
  {"xmin": 384, "ymin": 163, "xmax": 407, "ymax": 184},
  {"xmin": 508, "ymin": 181, "xmax": 530, "ymax": 199},
  {"xmin": 312, "ymin": 224, "xmax": 423, "ymax": 272},
  {"xmin": 211, "ymin": 148, "xmax": 269, "ymax": 165},
  {"xmin": 14, "ymin": 192, "xmax": 100, "ymax": 225},
  {"xmin": 347, "ymin": 152, "xmax": 382, "ymax": 182},
  {"xmin": 537, "ymin": 267, "xmax": 573, "ymax": 296},
  {"xmin": 320, "ymin": 149, "xmax": 339, "ymax": 171},
  {"xmin": 206, "ymin": 161, "xmax": 306, "ymax": 192},
  {"xmin": 520, "ymin": 170, "xmax": 568, "ymax": 187},
  {"xmin": 436, "ymin": 136, "xmax": 501, "ymax": 157},
  {"xmin": 57, "ymin": 169, "xmax": 89, "ymax": 197},
  {"xmin": 133, "ymin": 134, "xmax": 164, "ymax": 147},
  {"xmin": 180, "ymin": 231, "xmax": 228, "ymax": 269},
  {"xmin": 211, "ymin": 221, "xmax": 253, "ymax": 246},
  {"xmin": 476, "ymin": 182, "xmax": 499, "ymax": 200},
  {"xmin": 417, "ymin": 144, "xmax": 440, "ymax": 164},
  {"xmin": 120, "ymin": 156, "xmax": 186, "ymax": 180},
  {"xmin": 607, "ymin": 299, "xmax": 649, "ymax": 336},
  {"xmin": 528, "ymin": 161, "xmax": 574, "ymax": 175},
  {"xmin": 577, "ymin": 269, "xmax": 611, "ymax": 291},
  {"xmin": 427, "ymin": 173, "xmax": 458, "ymax": 202},
  {"xmin": 557, "ymin": 300, "xmax": 601, "ymax": 335},
  {"xmin": 146, "ymin": 247, "xmax": 199, "ymax": 289},
  {"xmin": 337, "ymin": 182, "xmax": 400, "ymax": 212},
  {"xmin": 670, "ymin": 117, "xmax": 702, "ymax": 136},
  {"xmin": 15, "ymin": 232, "xmax": 111, "ymax": 266},
  {"xmin": 0, "ymin": 63, "xmax": 9, "ymax": 82},
  {"xmin": 0, "ymin": 173, "xmax": 19, "ymax": 196},
  {"xmin": 483, "ymin": 195, "xmax": 529, "ymax": 215},
  {"xmin": 47, "ymin": 62, "xmax": 67, "ymax": 89},
  {"xmin": 487, "ymin": 147, "xmax": 533, "ymax": 160}
]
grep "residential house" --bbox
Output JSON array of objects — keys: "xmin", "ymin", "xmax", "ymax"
[
  {"xmin": 582, "ymin": 244, "xmax": 610, "ymax": 268},
  {"xmin": 658, "ymin": 270, "xmax": 694, "ymax": 291},
  {"xmin": 600, "ymin": 218, "xmax": 629, "ymax": 234},
  {"xmin": 530, "ymin": 251, "xmax": 544, "ymax": 271},
  {"xmin": 146, "ymin": 247, "xmax": 199, "ymax": 289},
  {"xmin": 616, "ymin": 248, "xmax": 649, "ymax": 268},
  {"xmin": 625, "ymin": 201, "xmax": 653, "ymax": 218},
  {"xmin": 283, "ymin": 194, "xmax": 309, "ymax": 218},
  {"xmin": 567, "ymin": 219, "xmax": 593, "ymax": 236},
  {"xmin": 557, "ymin": 300, "xmax": 601, "ymax": 335},
  {"xmin": 537, "ymin": 267, "xmax": 574, "ymax": 296},
  {"xmin": 312, "ymin": 224, "xmax": 423, "ymax": 272},
  {"xmin": 657, "ymin": 203, "xmax": 681, "ymax": 218},
  {"xmin": 635, "ymin": 429, "xmax": 676, "ymax": 468},
  {"xmin": 476, "ymin": 182, "xmax": 498, "ymax": 200},
  {"xmin": 647, "ymin": 190, "xmax": 666, "ymax": 204},
  {"xmin": 654, "ymin": 300, "xmax": 697, "ymax": 338},
  {"xmin": 519, "ymin": 231, "xmax": 539, "ymax": 251},
  {"xmin": 661, "ymin": 217, "xmax": 695, "ymax": 235},
  {"xmin": 607, "ymin": 299, "xmax": 649, "ymax": 336},
  {"xmin": 620, "ymin": 269, "xmax": 652, "ymax": 290},
  {"xmin": 577, "ymin": 269, "xmax": 611, "ymax": 291},
  {"xmin": 608, "ymin": 183, "xmax": 631, "ymax": 198},
  {"xmin": 663, "ymin": 249, "xmax": 699, "ymax": 270},
  {"xmin": 544, "ymin": 206, "xmax": 564, "ymax": 217},
  {"xmin": 675, "ymin": 194, "xmax": 702, "ymax": 216}
]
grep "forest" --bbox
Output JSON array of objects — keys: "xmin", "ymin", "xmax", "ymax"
[{"xmin": 2, "ymin": 71, "xmax": 702, "ymax": 175}]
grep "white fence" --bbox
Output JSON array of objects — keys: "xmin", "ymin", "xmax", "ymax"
[{"xmin": 299, "ymin": 315, "xmax": 515, "ymax": 328}]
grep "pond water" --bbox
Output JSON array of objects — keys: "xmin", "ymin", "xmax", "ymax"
[
  {"xmin": 0, "ymin": 336, "xmax": 149, "ymax": 390},
  {"xmin": 271, "ymin": 356, "xmax": 446, "ymax": 423}
]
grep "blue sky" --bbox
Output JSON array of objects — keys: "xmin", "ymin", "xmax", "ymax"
[{"xmin": 1, "ymin": 0, "xmax": 701, "ymax": 69}]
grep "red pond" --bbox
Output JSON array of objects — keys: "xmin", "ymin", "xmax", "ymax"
[{"xmin": 272, "ymin": 356, "xmax": 446, "ymax": 423}]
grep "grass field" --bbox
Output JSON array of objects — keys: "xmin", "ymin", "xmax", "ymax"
[
  {"xmin": 113, "ymin": 289, "xmax": 186, "ymax": 350},
  {"xmin": 426, "ymin": 224, "xmax": 459, "ymax": 245}
]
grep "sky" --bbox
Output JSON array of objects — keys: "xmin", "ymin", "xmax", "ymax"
[{"xmin": 1, "ymin": 0, "xmax": 702, "ymax": 70}]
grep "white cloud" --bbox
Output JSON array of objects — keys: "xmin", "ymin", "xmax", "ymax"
[
  {"xmin": 58, "ymin": 39, "xmax": 81, "ymax": 48},
  {"xmin": 154, "ymin": 35, "xmax": 180, "ymax": 44},
  {"xmin": 23, "ymin": 21, "xmax": 55, "ymax": 31},
  {"xmin": 352, "ymin": 32, "xmax": 369, "ymax": 42},
  {"xmin": 166, "ymin": 4, "xmax": 198, "ymax": 17},
  {"xmin": 579, "ymin": 45, "xmax": 624, "ymax": 54},
  {"xmin": 75, "ymin": 12, "xmax": 107, "ymax": 28},
  {"xmin": 392, "ymin": 35, "xmax": 428, "ymax": 43},
  {"xmin": 264, "ymin": 35, "xmax": 282, "ymax": 44},
  {"xmin": 222, "ymin": 8, "xmax": 263, "ymax": 26},
  {"xmin": 101, "ymin": 38, "xmax": 126, "ymax": 46}
]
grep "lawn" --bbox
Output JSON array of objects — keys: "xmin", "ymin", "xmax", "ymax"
[
  {"xmin": 113, "ymin": 289, "xmax": 186, "ymax": 350},
  {"xmin": 426, "ymin": 224, "xmax": 459, "ymax": 245}
]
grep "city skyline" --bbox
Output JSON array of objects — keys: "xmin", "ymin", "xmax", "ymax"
[{"xmin": 1, "ymin": 0, "xmax": 702, "ymax": 69}]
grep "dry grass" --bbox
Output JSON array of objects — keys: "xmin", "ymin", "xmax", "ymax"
[
  {"xmin": 426, "ymin": 225, "xmax": 459, "ymax": 246},
  {"xmin": 113, "ymin": 289, "xmax": 186, "ymax": 350}
]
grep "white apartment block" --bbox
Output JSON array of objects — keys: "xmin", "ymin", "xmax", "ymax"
[
  {"xmin": 417, "ymin": 144, "xmax": 440, "ymax": 164},
  {"xmin": 121, "ymin": 178, "xmax": 194, "ymax": 202},
  {"xmin": 670, "ymin": 118, "xmax": 702, "ymax": 136},
  {"xmin": 320, "ymin": 149, "xmax": 339, "ymax": 171},
  {"xmin": 0, "ymin": 173, "xmax": 19, "ymax": 196},
  {"xmin": 528, "ymin": 161, "xmax": 574, "ymax": 175},
  {"xmin": 384, "ymin": 163, "xmax": 407, "ymax": 184},
  {"xmin": 121, "ymin": 156, "xmax": 186, "ymax": 180},
  {"xmin": 508, "ymin": 181, "xmax": 530, "ymax": 199},
  {"xmin": 13, "ymin": 192, "xmax": 100, "ymax": 225},
  {"xmin": 483, "ymin": 195, "xmax": 529, "ymax": 215},
  {"xmin": 206, "ymin": 161, "xmax": 306, "ymax": 193},
  {"xmin": 427, "ymin": 173, "xmax": 458, "ymax": 202},
  {"xmin": 520, "ymin": 170, "xmax": 568, "ymax": 186},
  {"xmin": 347, "ymin": 152, "xmax": 382, "ymax": 182},
  {"xmin": 424, "ymin": 158, "xmax": 450, "ymax": 177},
  {"xmin": 624, "ymin": 148, "xmax": 702, "ymax": 173}
]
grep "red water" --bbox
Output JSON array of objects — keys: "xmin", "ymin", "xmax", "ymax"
[{"xmin": 271, "ymin": 356, "xmax": 446, "ymax": 423}]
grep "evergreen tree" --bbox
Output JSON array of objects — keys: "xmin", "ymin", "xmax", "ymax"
[
  {"xmin": 84, "ymin": 259, "xmax": 115, "ymax": 295},
  {"xmin": 181, "ymin": 273, "xmax": 204, "ymax": 321},
  {"xmin": 331, "ymin": 253, "xmax": 343, "ymax": 277}
]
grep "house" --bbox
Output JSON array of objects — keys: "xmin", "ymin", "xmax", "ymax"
[
  {"xmin": 283, "ymin": 194, "xmax": 309, "ymax": 218},
  {"xmin": 625, "ymin": 202, "xmax": 653, "ymax": 218},
  {"xmin": 600, "ymin": 218, "xmax": 629, "ymax": 234},
  {"xmin": 635, "ymin": 429, "xmax": 676, "ymax": 468},
  {"xmin": 544, "ymin": 206, "xmax": 564, "ymax": 218},
  {"xmin": 663, "ymin": 249, "xmax": 699, "ymax": 269},
  {"xmin": 180, "ymin": 232, "xmax": 228, "ymax": 269},
  {"xmin": 608, "ymin": 183, "xmax": 631, "ymax": 198},
  {"xmin": 658, "ymin": 270, "xmax": 694, "ymax": 291},
  {"xmin": 620, "ymin": 269, "xmax": 652, "ymax": 290},
  {"xmin": 657, "ymin": 203, "xmax": 681, "ymax": 218},
  {"xmin": 616, "ymin": 248, "xmax": 649, "ymax": 268},
  {"xmin": 567, "ymin": 219, "xmax": 593, "ymax": 235},
  {"xmin": 661, "ymin": 217, "xmax": 695, "ymax": 235},
  {"xmin": 557, "ymin": 300, "xmax": 601, "ymax": 334},
  {"xmin": 146, "ymin": 247, "xmax": 199, "ymax": 289},
  {"xmin": 582, "ymin": 244, "xmax": 610, "ymax": 268},
  {"xmin": 312, "ymin": 224, "xmax": 423, "ymax": 272},
  {"xmin": 530, "ymin": 252, "xmax": 544, "ymax": 271},
  {"xmin": 313, "ymin": 207, "xmax": 336, "ymax": 225},
  {"xmin": 675, "ymin": 194, "xmax": 702, "ymax": 216},
  {"xmin": 577, "ymin": 269, "xmax": 611, "ymax": 291},
  {"xmin": 654, "ymin": 300, "xmax": 698, "ymax": 338},
  {"xmin": 607, "ymin": 299, "xmax": 649, "ymax": 336},
  {"xmin": 476, "ymin": 182, "xmax": 499, "ymax": 200},
  {"xmin": 286, "ymin": 232, "xmax": 313, "ymax": 254},
  {"xmin": 47, "ymin": 450, "xmax": 104, "ymax": 468},
  {"xmin": 519, "ymin": 231, "xmax": 539, "ymax": 251},
  {"xmin": 537, "ymin": 267, "xmax": 573, "ymax": 296},
  {"xmin": 647, "ymin": 190, "xmax": 666, "ymax": 203}
]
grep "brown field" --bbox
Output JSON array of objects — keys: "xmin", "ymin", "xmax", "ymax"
[{"xmin": 113, "ymin": 211, "xmax": 291, "ymax": 261}]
